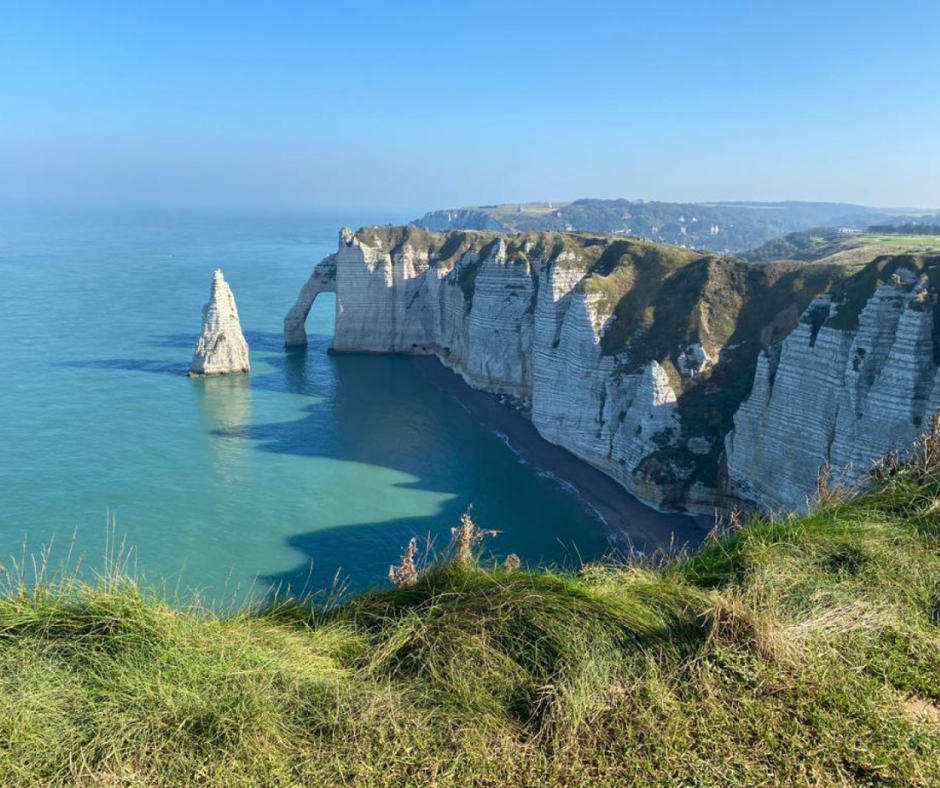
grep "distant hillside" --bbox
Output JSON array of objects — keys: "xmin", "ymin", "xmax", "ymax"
[
  {"xmin": 414, "ymin": 199, "xmax": 934, "ymax": 253},
  {"xmin": 743, "ymin": 227, "xmax": 940, "ymax": 265}
]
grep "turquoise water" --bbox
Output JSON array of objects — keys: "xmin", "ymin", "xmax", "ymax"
[{"xmin": 0, "ymin": 207, "xmax": 622, "ymax": 602}]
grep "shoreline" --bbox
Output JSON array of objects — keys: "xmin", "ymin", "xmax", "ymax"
[{"xmin": 412, "ymin": 355, "xmax": 712, "ymax": 554}]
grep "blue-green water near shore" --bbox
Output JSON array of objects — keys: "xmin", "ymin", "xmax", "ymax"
[{"xmin": 0, "ymin": 207, "xmax": 634, "ymax": 602}]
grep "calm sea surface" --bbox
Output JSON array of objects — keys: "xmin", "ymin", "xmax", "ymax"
[{"xmin": 0, "ymin": 206, "xmax": 624, "ymax": 602}]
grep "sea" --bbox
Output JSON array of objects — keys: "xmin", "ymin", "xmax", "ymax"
[{"xmin": 0, "ymin": 206, "xmax": 673, "ymax": 604}]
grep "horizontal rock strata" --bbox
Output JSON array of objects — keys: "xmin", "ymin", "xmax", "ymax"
[
  {"xmin": 726, "ymin": 260, "xmax": 940, "ymax": 509},
  {"xmin": 190, "ymin": 269, "xmax": 250, "ymax": 377}
]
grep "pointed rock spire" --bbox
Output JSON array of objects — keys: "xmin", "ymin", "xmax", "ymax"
[{"xmin": 188, "ymin": 269, "xmax": 250, "ymax": 377}]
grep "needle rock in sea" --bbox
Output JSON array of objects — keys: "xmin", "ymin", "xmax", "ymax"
[{"xmin": 188, "ymin": 269, "xmax": 250, "ymax": 376}]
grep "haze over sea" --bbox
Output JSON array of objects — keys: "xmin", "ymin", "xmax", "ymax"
[{"xmin": 0, "ymin": 207, "xmax": 648, "ymax": 602}]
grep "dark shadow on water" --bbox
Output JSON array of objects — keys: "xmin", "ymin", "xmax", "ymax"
[
  {"xmin": 259, "ymin": 506, "xmax": 471, "ymax": 601},
  {"xmin": 257, "ymin": 491, "xmax": 595, "ymax": 602},
  {"xmin": 55, "ymin": 336, "xmax": 511, "ymax": 596},
  {"xmin": 211, "ymin": 353, "xmax": 481, "ymax": 477},
  {"xmin": 55, "ymin": 358, "xmax": 188, "ymax": 375},
  {"xmin": 212, "ymin": 349, "xmax": 616, "ymax": 598},
  {"xmin": 54, "ymin": 331, "xmax": 329, "ymax": 385},
  {"xmin": 213, "ymin": 353, "xmax": 483, "ymax": 596},
  {"xmin": 57, "ymin": 334, "xmax": 669, "ymax": 603}
]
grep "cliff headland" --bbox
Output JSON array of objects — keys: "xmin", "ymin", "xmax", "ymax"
[{"xmin": 287, "ymin": 225, "xmax": 940, "ymax": 514}]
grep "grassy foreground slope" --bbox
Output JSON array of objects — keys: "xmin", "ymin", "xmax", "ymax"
[{"xmin": 4, "ymin": 449, "xmax": 940, "ymax": 785}]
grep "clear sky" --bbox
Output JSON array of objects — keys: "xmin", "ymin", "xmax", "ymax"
[{"xmin": 1, "ymin": 0, "xmax": 938, "ymax": 212}]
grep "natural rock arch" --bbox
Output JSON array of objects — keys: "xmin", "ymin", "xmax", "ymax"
[{"xmin": 283, "ymin": 255, "xmax": 337, "ymax": 347}]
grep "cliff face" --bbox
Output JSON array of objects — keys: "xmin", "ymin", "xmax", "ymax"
[
  {"xmin": 726, "ymin": 257, "xmax": 940, "ymax": 509},
  {"xmin": 286, "ymin": 227, "xmax": 940, "ymax": 512},
  {"xmin": 415, "ymin": 209, "xmax": 505, "ymax": 233}
]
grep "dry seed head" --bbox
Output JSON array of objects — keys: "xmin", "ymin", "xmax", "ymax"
[
  {"xmin": 816, "ymin": 461, "xmax": 832, "ymax": 499},
  {"xmin": 451, "ymin": 509, "xmax": 498, "ymax": 569},
  {"xmin": 389, "ymin": 537, "xmax": 419, "ymax": 588}
]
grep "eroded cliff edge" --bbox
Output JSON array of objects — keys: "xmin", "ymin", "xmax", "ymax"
[{"xmin": 285, "ymin": 226, "xmax": 940, "ymax": 512}]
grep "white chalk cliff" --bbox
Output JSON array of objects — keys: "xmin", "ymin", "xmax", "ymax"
[
  {"xmin": 190, "ymin": 269, "xmax": 250, "ymax": 377},
  {"xmin": 726, "ymin": 265, "xmax": 940, "ymax": 509},
  {"xmin": 286, "ymin": 228, "xmax": 940, "ymax": 512}
]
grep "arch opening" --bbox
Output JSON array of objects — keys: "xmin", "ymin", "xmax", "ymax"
[{"xmin": 283, "ymin": 256, "xmax": 337, "ymax": 347}]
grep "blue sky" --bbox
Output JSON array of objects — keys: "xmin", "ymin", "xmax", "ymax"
[{"xmin": 1, "ymin": 0, "xmax": 938, "ymax": 211}]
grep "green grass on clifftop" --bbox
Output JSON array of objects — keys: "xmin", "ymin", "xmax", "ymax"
[{"xmin": 4, "ymin": 447, "xmax": 940, "ymax": 786}]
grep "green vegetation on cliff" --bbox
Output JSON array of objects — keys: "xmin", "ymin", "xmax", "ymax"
[
  {"xmin": 743, "ymin": 228, "xmax": 940, "ymax": 266},
  {"xmin": 4, "ymin": 439, "xmax": 940, "ymax": 786},
  {"xmin": 825, "ymin": 253, "xmax": 940, "ymax": 332}
]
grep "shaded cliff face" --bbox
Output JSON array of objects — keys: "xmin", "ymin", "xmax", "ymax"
[
  {"xmin": 287, "ymin": 226, "xmax": 893, "ymax": 511},
  {"xmin": 726, "ymin": 254, "xmax": 940, "ymax": 509}
]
